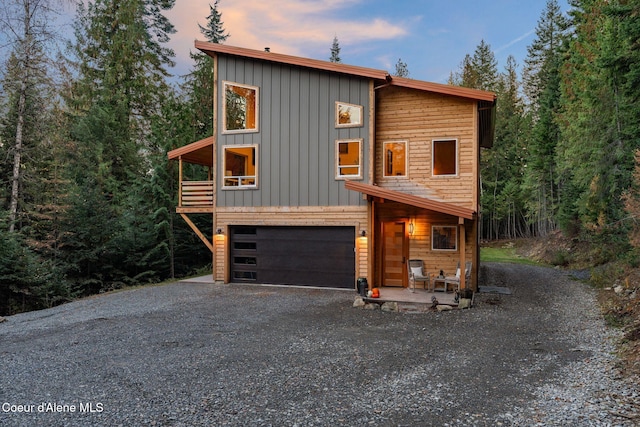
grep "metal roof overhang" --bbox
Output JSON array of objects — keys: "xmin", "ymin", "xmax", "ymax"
[
  {"xmin": 167, "ymin": 136, "xmax": 214, "ymax": 166},
  {"xmin": 345, "ymin": 181, "xmax": 475, "ymax": 220}
]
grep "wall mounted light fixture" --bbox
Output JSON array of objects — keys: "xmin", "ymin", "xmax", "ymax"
[
  {"xmin": 360, "ymin": 230, "xmax": 367, "ymax": 237},
  {"xmin": 408, "ymin": 220, "xmax": 415, "ymax": 236},
  {"xmin": 216, "ymin": 228, "xmax": 224, "ymax": 235}
]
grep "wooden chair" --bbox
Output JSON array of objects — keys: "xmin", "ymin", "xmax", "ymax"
[
  {"xmin": 444, "ymin": 261, "xmax": 472, "ymax": 293},
  {"xmin": 408, "ymin": 259, "xmax": 431, "ymax": 291}
]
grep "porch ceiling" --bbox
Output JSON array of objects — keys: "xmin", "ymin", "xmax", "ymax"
[
  {"xmin": 167, "ymin": 136, "xmax": 214, "ymax": 166},
  {"xmin": 344, "ymin": 181, "xmax": 475, "ymax": 220}
]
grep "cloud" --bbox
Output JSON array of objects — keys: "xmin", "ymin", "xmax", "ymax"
[
  {"xmin": 495, "ymin": 29, "xmax": 535, "ymax": 54},
  {"xmin": 167, "ymin": 0, "xmax": 409, "ymax": 65}
]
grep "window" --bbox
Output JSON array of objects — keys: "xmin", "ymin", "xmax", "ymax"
[
  {"xmin": 223, "ymin": 145, "xmax": 257, "ymax": 188},
  {"xmin": 336, "ymin": 139, "xmax": 363, "ymax": 179},
  {"xmin": 383, "ymin": 141, "xmax": 407, "ymax": 177},
  {"xmin": 223, "ymin": 82, "xmax": 258, "ymax": 133},
  {"xmin": 335, "ymin": 102, "xmax": 363, "ymax": 127},
  {"xmin": 432, "ymin": 139, "xmax": 457, "ymax": 176},
  {"xmin": 432, "ymin": 225, "xmax": 457, "ymax": 251}
]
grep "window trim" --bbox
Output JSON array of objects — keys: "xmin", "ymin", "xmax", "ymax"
[
  {"xmin": 335, "ymin": 139, "xmax": 363, "ymax": 180},
  {"xmin": 431, "ymin": 225, "xmax": 458, "ymax": 251},
  {"xmin": 222, "ymin": 144, "xmax": 258, "ymax": 189},
  {"xmin": 222, "ymin": 81, "xmax": 259, "ymax": 134},
  {"xmin": 335, "ymin": 101, "xmax": 364, "ymax": 128},
  {"xmin": 431, "ymin": 138, "xmax": 458, "ymax": 177},
  {"xmin": 382, "ymin": 140, "xmax": 408, "ymax": 178}
]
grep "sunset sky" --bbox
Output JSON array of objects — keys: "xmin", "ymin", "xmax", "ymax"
[{"xmin": 164, "ymin": 0, "xmax": 570, "ymax": 84}]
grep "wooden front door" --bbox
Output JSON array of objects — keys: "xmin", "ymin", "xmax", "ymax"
[{"xmin": 382, "ymin": 221, "xmax": 408, "ymax": 287}]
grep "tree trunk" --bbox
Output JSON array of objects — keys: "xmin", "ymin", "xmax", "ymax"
[{"xmin": 9, "ymin": 80, "xmax": 27, "ymax": 233}]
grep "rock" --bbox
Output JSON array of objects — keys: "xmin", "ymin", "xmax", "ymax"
[
  {"xmin": 381, "ymin": 302, "xmax": 398, "ymax": 312},
  {"xmin": 0, "ymin": 316, "xmax": 5, "ymax": 323},
  {"xmin": 364, "ymin": 303, "xmax": 379, "ymax": 310},
  {"xmin": 353, "ymin": 296, "xmax": 365, "ymax": 308},
  {"xmin": 614, "ymin": 285, "xmax": 625, "ymax": 295},
  {"xmin": 458, "ymin": 298, "xmax": 472, "ymax": 309},
  {"xmin": 436, "ymin": 305, "xmax": 453, "ymax": 312}
]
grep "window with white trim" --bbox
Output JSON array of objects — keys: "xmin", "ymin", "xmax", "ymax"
[
  {"xmin": 432, "ymin": 225, "xmax": 457, "ymax": 251},
  {"xmin": 383, "ymin": 141, "xmax": 407, "ymax": 178},
  {"xmin": 223, "ymin": 81, "xmax": 258, "ymax": 133},
  {"xmin": 432, "ymin": 139, "xmax": 457, "ymax": 176},
  {"xmin": 223, "ymin": 145, "xmax": 258, "ymax": 188},
  {"xmin": 336, "ymin": 139, "xmax": 363, "ymax": 179}
]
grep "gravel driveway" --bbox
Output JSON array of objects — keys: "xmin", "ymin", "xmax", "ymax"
[{"xmin": 1, "ymin": 263, "xmax": 639, "ymax": 426}]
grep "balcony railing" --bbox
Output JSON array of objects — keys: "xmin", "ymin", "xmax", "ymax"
[{"xmin": 180, "ymin": 181, "xmax": 214, "ymax": 207}]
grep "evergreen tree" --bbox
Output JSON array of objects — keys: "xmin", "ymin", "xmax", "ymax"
[
  {"xmin": 62, "ymin": 0, "xmax": 177, "ymax": 292},
  {"xmin": 393, "ymin": 58, "xmax": 409, "ymax": 77},
  {"xmin": 521, "ymin": 0, "xmax": 570, "ymax": 236},
  {"xmin": 330, "ymin": 36, "xmax": 341, "ymax": 63},
  {"xmin": 182, "ymin": 0, "xmax": 229, "ymax": 141}
]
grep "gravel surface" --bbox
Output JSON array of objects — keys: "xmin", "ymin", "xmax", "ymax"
[{"xmin": 1, "ymin": 263, "xmax": 639, "ymax": 426}]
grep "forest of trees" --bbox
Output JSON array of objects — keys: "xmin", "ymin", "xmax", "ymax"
[{"xmin": 1, "ymin": 0, "xmax": 639, "ymax": 315}]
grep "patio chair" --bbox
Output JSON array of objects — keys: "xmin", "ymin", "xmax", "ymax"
[
  {"xmin": 408, "ymin": 259, "xmax": 431, "ymax": 291},
  {"xmin": 443, "ymin": 261, "xmax": 472, "ymax": 293}
]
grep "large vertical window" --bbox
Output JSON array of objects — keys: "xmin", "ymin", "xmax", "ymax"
[
  {"xmin": 223, "ymin": 145, "xmax": 258, "ymax": 188},
  {"xmin": 383, "ymin": 141, "xmax": 407, "ymax": 177},
  {"xmin": 336, "ymin": 139, "xmax": 363, "ymax": 179},
  {"xmin": 223, "ymin": 81, "xmax": 258, "ymax": 133},
  {"xmin": 432, "ymin": 225, "xmax": 457, "ymax": 251},
  {"xmin": 432, "ymin": 139, "xmax": 457, "ymax": 176}
]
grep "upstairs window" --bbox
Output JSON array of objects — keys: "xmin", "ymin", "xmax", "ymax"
[
  {"xmin": 223, "ymin": 82, "xmax": 258, "ymax": 133},
  {"xmin": 223, "ymin": 145, "xmax": 258, "ymax": 188},
  {"xmin": 383, "ymin": 141, "xmax": 407, "ymax": 178},
  {"xmin": 432, "ymin": 139, "xmax": 457, "ymax": 176},
  {"xmin": 335, "ymin": 102, "xmax": 363, "ymax": 128},
  {"xmin": 336, "ymin": 139, "xmax": 363, "ymax": 180}
]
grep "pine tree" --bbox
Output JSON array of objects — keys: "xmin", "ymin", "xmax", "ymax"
[
  {"xmin": 330, "ymin": 36, "xmax": 341, "ymax": 63},
  {"xmin": 62, "ymin": 0, "xmax": 177, "ymax": 292},
  {"xmin": 183, "ymin": 0, "xmax": 229, "ymax": 141},
  {"xmin": 393, "ymin": 58, "xmax": 409, "ymax": 77},
  {"xmin": 521, "ymin": 0, "xmax": 570, "ymax": 236}
]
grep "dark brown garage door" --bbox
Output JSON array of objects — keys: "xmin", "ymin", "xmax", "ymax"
[{"xmin": 230, "ymin": 226, "xmax": 355, "ymax": 288}]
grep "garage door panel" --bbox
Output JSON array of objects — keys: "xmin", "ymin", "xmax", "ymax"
[{"xmin": 230, "ymin": 226, "xmax": 355, "ymax": 288}]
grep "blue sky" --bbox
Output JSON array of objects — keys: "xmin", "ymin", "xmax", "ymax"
[{"xmin": 165, "ymin": 0, "xmax": 571, "ymax": 84}]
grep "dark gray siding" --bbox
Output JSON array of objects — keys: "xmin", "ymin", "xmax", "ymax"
[{"xmin": 217, "ymin": 56, "xmax": 370, "ymax": 207}]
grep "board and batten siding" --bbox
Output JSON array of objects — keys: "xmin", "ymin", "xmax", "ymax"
[
  {"xmin": 375, "ymin": 86, "xmax": 478, "ymax": 211},
  {"xmin": 216, "ymin": 56, "xmax": 371, "ymax": 208}
]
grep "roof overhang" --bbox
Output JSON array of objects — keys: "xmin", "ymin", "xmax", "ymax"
[
  {"xmin": 167, "ymin": 136, "xmax": 214, "ymax": 166},
  {"xmin": 345, "ymin": 181, "xmax": 475, "ymax": 220},
  {"xmin": 195, "ymin": 41, "xmax": 496, "ymax": 103}
]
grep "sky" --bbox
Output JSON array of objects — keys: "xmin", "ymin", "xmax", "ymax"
[{"xmin": 164, "ymin": 0, "xmax": 571, "ymax": 84}]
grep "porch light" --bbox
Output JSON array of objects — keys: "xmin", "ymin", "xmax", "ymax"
[
  {"xmin": 360, "ymin": 230, "xmax": 367, "ymax": 237},
  {"xmin": 216, "ymin": 228, "xmax": 224, "ymax": 235},
  {"xmin": 408, "ymin": 220, "xmax": 415, "ymax": 236}
]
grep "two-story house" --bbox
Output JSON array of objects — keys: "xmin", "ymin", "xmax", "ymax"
[{"xmin": 168, "ymin": 41, "xmax": 495, "ymax": 293}]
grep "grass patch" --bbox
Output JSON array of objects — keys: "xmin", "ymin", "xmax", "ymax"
[{"xmin": 480, "ymin": 246, "xmax": 539, "ymax": 265}]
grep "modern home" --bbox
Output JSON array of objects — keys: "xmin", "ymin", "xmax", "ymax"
[{"xmin": 168, "ymin": 41, "xmax": 495, "ymax": 293}]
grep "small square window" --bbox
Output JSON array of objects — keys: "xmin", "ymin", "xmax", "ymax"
[
  {"xmin": 336, "ymin": 139, "xmax": 363, "ymax": 179},
  {"xmin": 223, "ymin": 82, "xmax": 259, "ymax": 133},
  {"xmin": 383, "ymin": 141, "xmax": 407, "ymax": 177},
  {"xmin": 335, "ymin": 102, "xmax": 363, "ymax": 127},
  {"xmin": 432, "ymin": 139, "xmax": 457, "ymax": 176},
  {"xmin": 432, "ymin": 225, "xmax": 457, "ymax": 251},
  {"xmin": 223, "ymin": 145, "xmax": 258, "ymax": 188}
]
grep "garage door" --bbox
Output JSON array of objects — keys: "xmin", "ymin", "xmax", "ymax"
[{"xmin": 230, "ymin": 226, "xmax": 355, "ymax": 288}]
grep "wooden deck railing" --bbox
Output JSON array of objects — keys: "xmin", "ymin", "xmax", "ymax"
[{"xmin": 180, "ymin": 181, "xmax": 214, "ymax": 207}]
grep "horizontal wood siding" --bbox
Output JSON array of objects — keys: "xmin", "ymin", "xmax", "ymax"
[
  {"xmin": 375, "ymin": 86, "xmax": 478, "ymax": 210},
  {"xmin": 213, "ymin": 206, "xmax": 368, "ymax": 283},
  {"xmin": 216, "ymin": 56, "xmax": 371, "ymax": 208},
  {"xmin": 376, "ymin": 201, "xmax": 474, "ymax": 287}
]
